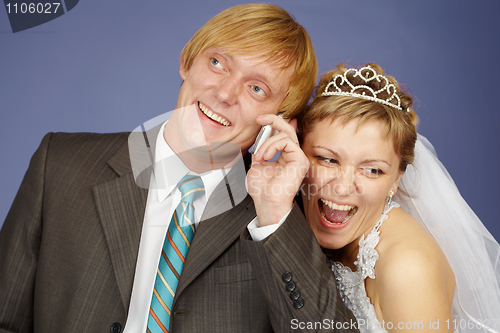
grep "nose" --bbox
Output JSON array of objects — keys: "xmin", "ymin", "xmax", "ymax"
[
  {"xmin": 331, "ymin": 166, "xmax": 356, "ymax": 196},
  {"xmin": 215, "ymin": 76, "xmax": 239, "ymax": 106}
]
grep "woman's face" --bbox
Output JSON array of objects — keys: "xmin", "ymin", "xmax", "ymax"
[{"xmin": 301, "ymin": 117, "xmax": 402, "ymax": 251}]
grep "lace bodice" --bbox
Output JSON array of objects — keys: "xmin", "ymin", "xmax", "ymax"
[{"xmin": 331, "ymin": 202, "xmax": 399, "ymax": 333}]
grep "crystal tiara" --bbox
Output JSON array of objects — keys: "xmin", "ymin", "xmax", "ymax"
[{"xmin": 320, "ymin": 65, "xmax": 410, "ymax": 113}]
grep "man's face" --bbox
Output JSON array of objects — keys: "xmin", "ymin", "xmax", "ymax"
[{"xmin": 174, "ymin": 46, "xmax": 295, "ymax": 153}]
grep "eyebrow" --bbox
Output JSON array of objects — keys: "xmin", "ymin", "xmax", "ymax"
[
  {"xmin": 312, "ymin": 145, "xmax": 340, "ymax": 159},
  {"xmin": 312, "ymin": 145, "xmax": 392, "ymax": 167},
  {"xmin": 361, "ymin": 159, "xmax": 392, "ymax": 167}
]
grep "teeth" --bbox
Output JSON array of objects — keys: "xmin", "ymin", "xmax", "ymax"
[
  {"xmin": 321, "ymin": 207, "xmax": 357, "ymax": 225},
  {"xmin": 199, "ymin": 102, "xmax": 231, "ymax": 126},
  {"xmin": 320, "ymin": 199, "xmax": 357, "ymax": 225},
  {"xmin": 320, "ymin": 199, "xmax": 354, "ymax": 211}
]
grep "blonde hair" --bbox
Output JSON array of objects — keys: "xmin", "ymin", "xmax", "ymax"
[
  {"xmin": 299, "ymin": 63, "xmax": 418, "ymax": 172},
  {"xmin": 180, "ymin": 3, "xmax": 317, "ymax": 118}
]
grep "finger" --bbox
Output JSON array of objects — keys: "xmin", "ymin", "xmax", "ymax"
[
  {"xmin": 254, "ymin": 131, "xmax": 289, "ymax": 160},
  {"xmin": 255, "ymin": 114, "xmax": 299, "ymax": 144},
  {"xmin": 254, "ymin": 113, "xmax": 281, "ymax": 126},
  {"xmin": 276, "ymin": 144, "xmax": 310, "ymax": 176},
  {"xmin": 253, "ymin": 118, "xmax": 302, "ymax": 160},
  {"xmin": 259, "ymin": 136, "xmax": 302, "ymax": 161},
  {"xmin": 253, "ymin": 130, "xmax": 291, "ymax": 160},
  {"xmin": 251, "ymin": 152, "xmax": 281, "ymax": 168}
]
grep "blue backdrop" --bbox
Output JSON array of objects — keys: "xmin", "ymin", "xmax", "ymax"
[{"xmin": 1, "ymin": 0, "xmax": 499, "ymax": 240}]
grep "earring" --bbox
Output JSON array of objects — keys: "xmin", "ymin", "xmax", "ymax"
[{"xmin": 388, "ymin": 190, "xmax": 394, "ymax": 205}]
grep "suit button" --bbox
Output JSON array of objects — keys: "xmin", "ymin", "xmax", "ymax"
[
  {"xmin": 110, "ymin": 322, "xmax": 122, "ymax": 333},
  {"xmin": 282, "ymin": 271, "xmax": 293, "ymax": 283},
  {"xmin": 293, "ymin": 298, "xmax": 305, "ymax": 309},
  {"xmin": 286, "ymin": 281, "xmax": 296, "ymax": 292},
  {"xmin": 290, "ymin": 289, "xmax": 301, "ymax": 301}
]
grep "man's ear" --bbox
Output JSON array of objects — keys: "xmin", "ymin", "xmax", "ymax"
[{"xmin": 179, "ymin": 57, "xmax": 187, "ymax": 80}]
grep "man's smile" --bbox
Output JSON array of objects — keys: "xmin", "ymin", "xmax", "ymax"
[{"xmin": 198, "ymin": 102, "xmax": 231, "ymax": 126}]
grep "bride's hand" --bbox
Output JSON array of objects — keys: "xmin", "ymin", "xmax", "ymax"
[{"xmin": 246, "ymin": 114, "xmax": 309, "ymax": 227}]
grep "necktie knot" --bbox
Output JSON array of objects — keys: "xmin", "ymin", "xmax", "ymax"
[{"xmin": 177, "ymin": 175, "xmax": 205, "ymax": 204}]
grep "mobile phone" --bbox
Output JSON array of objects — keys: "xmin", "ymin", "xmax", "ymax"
[{"xmin": 249, "ymin": 113, "xmax": 284, "ymax": 155}]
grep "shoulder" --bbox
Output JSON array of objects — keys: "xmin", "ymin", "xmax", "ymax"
[
  {"xmin": 45, "ymin": 132, "xmax": 129, "ymax": 160},
  {"xmin": 47, "ymin": 131, "xmax": 129, "ymax": 151},
  {"xmin": 41, "ymin": 132, "xmax": 132, "ymax": 182},
  {"xmin": 368, "ymin": 207, "xmax": 455, "ymax": 322},
  {"xmin": 376, "ymin": 207, "xmax": 453, "ymax": 283}
]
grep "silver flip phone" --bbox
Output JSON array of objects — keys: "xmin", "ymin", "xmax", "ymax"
[{"xmin": 249, "ymin": 113, "xmax": 284, "ymax": 155}]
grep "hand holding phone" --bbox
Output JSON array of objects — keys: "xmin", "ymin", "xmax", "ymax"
[
  {"xmin": 249, "ymin": 114, "xmax": 283, "ymax": 155},
  {"xmin": 246, "ymin": 113, "xmax": 309, "ymax": 227}
]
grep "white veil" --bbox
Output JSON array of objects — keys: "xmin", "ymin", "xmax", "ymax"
[{"xmin": 396, "ymin": 134, "xmax": 500, "ymax": 332}]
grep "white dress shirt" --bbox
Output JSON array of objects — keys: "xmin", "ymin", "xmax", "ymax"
[{"xmin": 123, "ymin": 121, "xmax": 286, "ymax": 332}]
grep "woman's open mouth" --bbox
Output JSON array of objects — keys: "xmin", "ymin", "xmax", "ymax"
[{"xmin": 318, "ymin": 198, "xmax": 357, "ymax": 225}]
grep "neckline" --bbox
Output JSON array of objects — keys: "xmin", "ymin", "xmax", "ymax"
[{"xmin": 332, "ymin": 201, "xmax": 399, "ymax": 277}]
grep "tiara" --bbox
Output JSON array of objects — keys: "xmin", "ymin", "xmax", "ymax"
[{"xmin": 321, "ymin": 66, "xmax": 410, "ymax": 113}]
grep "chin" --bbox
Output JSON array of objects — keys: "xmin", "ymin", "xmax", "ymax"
[
  {"xmin": 180, "ymin": 132, "xmax": 208, "ymax": 150},
  {"xmin": 316, "ymin": 232, "xmax": 343, "ymax": 250}
]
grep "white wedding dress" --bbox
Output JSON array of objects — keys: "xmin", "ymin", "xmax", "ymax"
[
  {"xmin": 331, "ymin": 135, "xmax": 500, "ymax": 333},
  {"xmin": 331, "ymin": 202, "xmax": 397, "ymax": 333}
]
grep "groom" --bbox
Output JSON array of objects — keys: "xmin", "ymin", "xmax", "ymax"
[{"xmin": 0, "ymin": 4, "xmax": 357, "ymax": 332}]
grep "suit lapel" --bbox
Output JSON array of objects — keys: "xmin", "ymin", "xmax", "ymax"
[
  {"xmin": 176, "ymin": 153, "xmax": 255, "ymax": 296},
  {"xmin": 92, "ymin": 129, "xmax": 157, "ymax": 310},
  {"xmin": 92, "ymin": 125, "xmax": 255, "ymax": 309}
]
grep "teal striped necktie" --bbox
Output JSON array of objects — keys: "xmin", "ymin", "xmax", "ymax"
[{"xmin": 146, "ymin": 175, "xmax": 205, "ymax": 333}]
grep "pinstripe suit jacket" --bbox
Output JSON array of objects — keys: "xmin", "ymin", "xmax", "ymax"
[{"xmin": 0, "ymin": 131, "xmax": 357, "ymax": 333}]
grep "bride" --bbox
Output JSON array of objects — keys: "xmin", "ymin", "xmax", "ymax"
[{"xmin": 247, "ymin": 63, "xmax": 500, "ymax": 332}]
